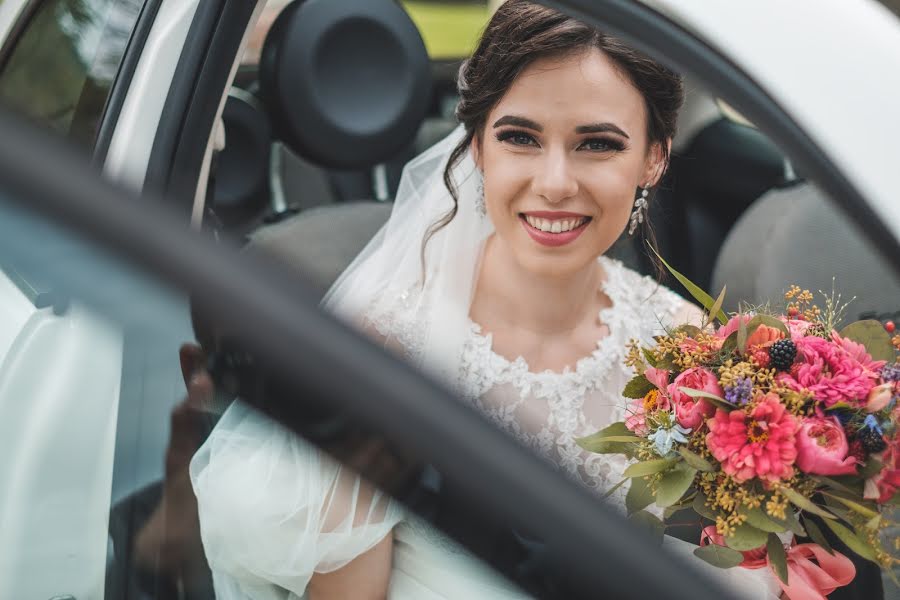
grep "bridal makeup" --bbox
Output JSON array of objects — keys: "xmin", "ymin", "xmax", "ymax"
[{"xmin": 472, "ymin": 48, "xmax": 665, "ymax": 279}]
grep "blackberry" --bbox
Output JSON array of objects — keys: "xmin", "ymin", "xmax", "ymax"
[
  {"xmin": 858, "ymin": 427, "xmax": 887, "ymax": 454},
  {"xmin": 769, "ymin": 339, "xmax": 797, "ymax": 371}
]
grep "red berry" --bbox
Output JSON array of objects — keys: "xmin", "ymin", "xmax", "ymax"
[
  {"xmin": 886, "ymin": 321, "xmax": 896, "ymax": 333},
  {"xmin": 788, "ymin": 307, "xmax": 799, "ymax": 317},
  {"xmin": 849, "ymin": 439, "xmax": 867, "ymax": 463}
]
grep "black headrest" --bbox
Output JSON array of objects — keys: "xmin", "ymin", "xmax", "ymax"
[{"xmin": 259, "ymin": 0, "xmax": 431, "ymax": 170}]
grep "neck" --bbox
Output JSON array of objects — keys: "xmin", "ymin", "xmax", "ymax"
[{"xmin": 474, "ymin": 235, "xmax": 605, "ymax": 335}]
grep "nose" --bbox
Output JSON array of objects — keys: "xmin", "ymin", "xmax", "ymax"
[{"xmin": 531, "ymin": 149, "xmax": 579, "ymax": 203}]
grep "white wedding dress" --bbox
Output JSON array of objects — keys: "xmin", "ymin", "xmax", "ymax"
[{"xmin": 190, "ymin": 127, "xmax": 782, "ymax": 600}]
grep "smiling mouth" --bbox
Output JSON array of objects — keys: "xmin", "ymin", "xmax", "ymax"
[{"xmin": 519, "ymin": 213, "xmax": 591, "ymax": 233}]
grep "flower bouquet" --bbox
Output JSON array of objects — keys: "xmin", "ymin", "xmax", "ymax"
[{"xmin": 578, "ymin": 262, "xmax": 900, "ymax": 599}]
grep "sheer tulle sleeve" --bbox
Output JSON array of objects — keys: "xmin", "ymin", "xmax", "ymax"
[{"xmin": 190, "ymin": 401, "xmax": 405, "ymax": 600}]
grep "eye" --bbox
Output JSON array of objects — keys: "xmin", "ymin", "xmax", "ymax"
[
  {"xmin": 578, "ymin": 137, "xmax": 626, "ymax": 152},
  {"xmin": 495, "ymin": 130, "xmax": 539, "ymax": 147}
]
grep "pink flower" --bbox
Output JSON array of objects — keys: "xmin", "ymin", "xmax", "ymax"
[
  {"xmin": 625, "ymin": 398, "xmax": 649, "ymax": 436},
  {"xmin": 778, "ymin": 335, "xmax": 881, "ymax": 407},
  {"xmin": 668, "ymin": 367, "xmax": 720, "ymax": 430},
  {"xmin": 782, "ymin": 318, "xmax": 814, "ymax": 340},
  {"xmin": 700, "ymin": 526, "xmax": 767, "ymax": 568},
  {"xmin": 644, "ymin": 367, "xmax": 671, "ymax": 393},
  {"xmin": 706, "ymin": 393, "xmax": 799, "ymax": 483},
  {"xmin": 717, "ymin": 314, "xmax": 751, "ymax": 340},
  {"xmin": 867, "ymin": 383, "xmax": 894, "ymax": 413},
  {"xmin": 795, "ymin": 416, "xmax": 857, "ymax": 476}
]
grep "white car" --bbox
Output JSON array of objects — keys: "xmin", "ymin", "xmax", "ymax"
[{"xmin": 0, "ymin": 1, "xmax": 898, "ymax": 599}]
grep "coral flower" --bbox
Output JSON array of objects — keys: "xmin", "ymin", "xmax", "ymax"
[
  {"xmin": 745, "ymin": 324, "xmax": 785, "ymax": 351},
  {"xmin": 668, "ymin": 367, "xmax": 719, "ymax": 430},
  {"xmin": 866, "ymin": 436, "xmax": 900, "ymax": 503},
  {"xmin": 778, "ymin": 335, "xmax": 882, "ymax": 407},
  {"xmin": 706, "ymin": 393, "xmax": 799, "ymax": 483},
  {"xmin": 795, "ymin": 416, "xmax": 857, "ymax": 476}
]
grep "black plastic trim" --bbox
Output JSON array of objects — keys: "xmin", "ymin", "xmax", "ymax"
[
  {"xmin": 93, "ymin": 0, "xmax": 163, "ymax": 166},
  {"xmin": 546, "ymin": 0, "xmax": 900, "ymax": 281},
  {"xmin": 144, "ymin": 0, "xmax": 255, "ymax": 214}
]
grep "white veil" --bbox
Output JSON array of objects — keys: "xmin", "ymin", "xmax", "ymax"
[{"xmin": 322, "ymin": 125, "xmax": 493, "ymax": 386}]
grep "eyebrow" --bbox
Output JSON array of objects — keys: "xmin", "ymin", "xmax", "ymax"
[{"xmin": 493, "ymin": 115, "xmax": 630, "ymax": 139}]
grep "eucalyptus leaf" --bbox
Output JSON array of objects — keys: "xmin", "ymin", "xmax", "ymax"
[
  {"xmin": 802, "ymin": 516, "xmax": 834, "ymax": 555},
  {"xmin": 767, "ymin": 533, "xmax": 789, "ymax": 584},
  {"xmin": 577, "ymin": 422, "xmax": 637, "ymax": 455},
  {"xmin": 812, "ymin": 475, "xmax": 862, "ymax": 497},
  {"xmin": 674, "ymin": 324, "xmax": 703, "ymax": 339},
  {"xmin": 742, "ymin": 505, "xmax": 788, "ymax": 533},
  {"xmin": 628, "ymin": 510, "xmax": 666, "ymax": 545},
  {"xmin": 656, "ymin": 464, "xmax": 698, "ymax": 508},
  {"xmin": 601, "ymin": 478, "xmax": 629, "ymax": 500},
  {"xmin": 737, "ymin": 314, "xmax": 749, "ymax": 353},
  {"xmin": 858, "ymin": 458, "xmax": 883, "ymax": 480},
  {"xmin": 725, "ymin": 522, "xmax": 768, "ymax": 551},
  {"xmin": 623, "ymin": 374, "xmax": 655, "ymax": 399},
  {"xmin": 780, "ymin": 487, "xmax": 837, "ymax": 520},
  {"xmin": 623, "ymin": 458, "xmax": 677, "ymax": 478},
  {"xmin": 626, "ymin": 475, "xmax": 655, "ymax": 515},
  {"xmin": 677, "ymin": 386, "xmax": 735, "ymax": 412},
  {"xmin": 840, "ymin": 320, "xmax": 897, "ymax": 362},
  {"xmin": 642, "ymin": 347, "xmax": 659, "ymax": 368},
  {"xmin": 822, "ymin": 519, "xmax": 878, "ymax": 562},
  {"xmin": 650, "ymin": 246, "xmax": 728, "ymax": 325},
  {"xmin": 693, "ymin": 544, "xmax": 745, "ymax": 569},
  {"xmin": 779, "ymin": 510, "xmax": 807, "ymax": 537},
  {"xmin": 692, "ymin": 492, "xmax": 720, "ymax": 521},
  {"xmin": 678, "ymin": 447, "xmax": 716, "ymax": 472}
]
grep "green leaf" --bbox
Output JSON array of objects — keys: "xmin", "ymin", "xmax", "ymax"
[
  {"xmin": 623, "ymin": 458, "xmax": 677, "ymax": 478},
  {"xmin": 577, "ymin": 422, "xmax": 637, "ymax": 455},
  {"xmin": 692, "ymin": 492, "xmax": 719, "ymax": 521},
  {"xmin": 780, "ymin": 487, "xmax": 837, "ymax": 520},
  {"xmin": 821, "ymin": 519, "xmax": 878, "ymax": 562},
  {"xmin": 628, "ymin": 510, "xmax": 666, "ymax": 545},
  {"xmin": 812, "ymin": 475, "xmax": 862, "ymax": 497},
  {"xmin": 623, "ymin": 374, "xmax": 655, "ymax": 399},
  {"xmin": 601, "ymin": 478, "xmax": 629, "ymax": 500},
  {"xmin": 742, "ymin": 505, "xmax": 788, "ymax": 533},
  {"xmin": 720, "ymin": 330, "xmax": 739, "ymax": 354},
  {"xmin": 693, "ymin": 544, "xmax": 745, "ymax": 569},
  {"xmin": 821, "ymin": 491, "xmax": 880, "ymax": 519},
  {"xmin": 779, "ymin": 510, "xmax": 807, "ymax": 537},
  {"xmin": 650, "ymin": 246, "xmax": 728, "ymax": 325},
  {"xmin": 677, "ymin": 386, "xmax": 735, "ymax": 412},
  {"xmin": 737, "ymin": 314, "xmax": 749, "ymax": 353},
  {"xmin": 858, "ymin": 458, "xmax": 883, "ymax": 480},
  {"xmin": 656, "ymin": 463, "xmax": 698, "ymax": 507},
  {"xmin": 840, "ymin": 320, "xmax": 897, "ymax": 362},
  {"xmin": 767, "ymin": 533, "xmax": 789, "ymax": 584},
  {"xmin": 641, "ymin": 347, "xmax": 659, "ymax": 368},
  {"xmin": 678, "ymin": 447, "xmax": 716, "ymax": 472},
  {"xmin": 709, "ymin": 285, "xmax": 727, "ymax": 329},
  {"xmin": 725, "ymin": 521, "xmax": 768, "ymax": 551},
  {"xmin": 626, "ymin": 475, "xmax": 656, "ymax": 515},
  {"xmin": 802, "ymin": 516, "xmax": 834, "ymax": 555}
]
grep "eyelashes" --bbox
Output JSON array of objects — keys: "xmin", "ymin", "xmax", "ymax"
[{"xmin": 494, "ymin": 129, "xmax": 626, "ymax": 153}]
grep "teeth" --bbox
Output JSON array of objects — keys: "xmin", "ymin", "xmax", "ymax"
[{"xmin": 525, "ymin": 215, "xmax": 586, "ymax": 233}]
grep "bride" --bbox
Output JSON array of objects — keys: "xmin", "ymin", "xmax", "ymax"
[{"xmin": 191, "ymin": 2, "xmax": 784, "ymax": 598}]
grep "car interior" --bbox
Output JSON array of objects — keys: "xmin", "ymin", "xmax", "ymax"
[{"xmin": 98, "ymin": 0, "xmax": 900, "ymax": 598}]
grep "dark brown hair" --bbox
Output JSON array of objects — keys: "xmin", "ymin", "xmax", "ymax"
[{"xmin": 426, "ymin": 0, "xmax": 684, "ymax": 262}]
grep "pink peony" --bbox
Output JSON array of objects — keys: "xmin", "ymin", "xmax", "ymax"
[
  {"xmin": 668, "ymin": 367, "xmax": 720, "ymax": 430},
  {"xmin": 644, "ymin": 367, "xmax": 671, "ymax": 393},
  {"xmin": 706, "ymin": 393, "xmax": 799, "ymax": 483},
  {"xmin": 778, "ymin": 335, "xmax": 881, "ymax": 407},
  {"xmin": 700, "ymin": 526, "xmax": 767, "ymax": 568},
  {"xmin": 795, "ymin": 416, "xmax": 857, "ymax": 476}
]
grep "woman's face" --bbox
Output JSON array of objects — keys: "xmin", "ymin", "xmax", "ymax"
[{"xmin": 473, "ymin": 48, "xmax": 666, "ymax": 278}]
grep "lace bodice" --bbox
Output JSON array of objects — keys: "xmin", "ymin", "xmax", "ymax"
[{"xmin": 367, "ymin": 256, "xmax": 689, "ymax": 509}]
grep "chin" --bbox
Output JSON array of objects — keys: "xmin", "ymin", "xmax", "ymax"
[{"xmin": 516, "ymin": 250, "xmax": 601, "ymax": 279}]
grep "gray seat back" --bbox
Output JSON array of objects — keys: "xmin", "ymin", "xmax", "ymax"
[{"xmin": 712, "ymin": 183, "xmax": 900, "ymax": 322}]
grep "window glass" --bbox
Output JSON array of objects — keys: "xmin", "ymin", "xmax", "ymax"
[{"xmin": 0, "ymin": 0, "xmax": 144, "ymax": 146}]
